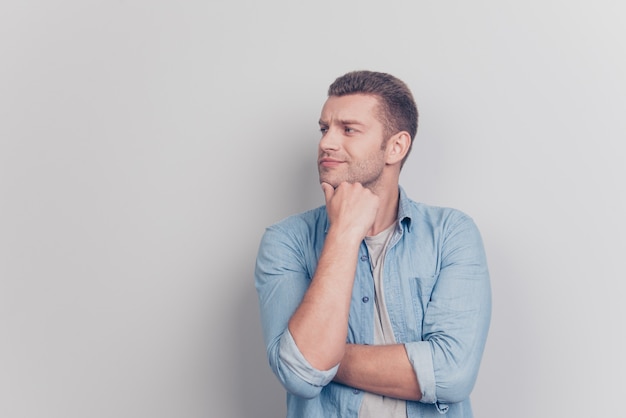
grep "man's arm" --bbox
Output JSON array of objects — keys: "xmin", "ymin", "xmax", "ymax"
[
  {"xmin": 288, "ymin": 182, "xmax": 379, "ymax": 370},
  {"xmin": 336, "ymin": 213, "xmax": 491, "ymax": 404},
  {"xmin": 334, "ymin": 343, "xmax": 422, "ymax": 401}
]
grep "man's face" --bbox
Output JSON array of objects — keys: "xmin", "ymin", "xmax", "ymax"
[{"xmin": 317, "ymin": 94, "xmax": 388, "ymax": 189}]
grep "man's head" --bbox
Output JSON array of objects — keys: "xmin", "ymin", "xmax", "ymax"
[
  {"xmin": 317, "ymin": 70, "xmax": 418, "ymax": 190},
  {"xmin": 327, "ymin": 70, "xmax": 418, "ymax": 167}
]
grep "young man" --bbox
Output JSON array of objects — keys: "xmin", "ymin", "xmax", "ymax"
[{"xmin": 255, "ymin": 71, "xmax": 491, "ymax": 417}]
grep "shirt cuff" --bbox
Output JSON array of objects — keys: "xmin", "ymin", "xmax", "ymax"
[
  {"xmin": 405, "ymin": 341, "xmax": 437, "ymax": 404},
  {"xmin": 279, "ymin": 328, "xmax": 339, "ymax": 387}
]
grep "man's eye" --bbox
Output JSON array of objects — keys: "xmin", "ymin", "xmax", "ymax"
[
  {"xmin": 344, "ymin": 127, "xmax": 355, "ymax": 133},
  {"xmin": 319, "ymin": 127, "xmax": 328, "ymax": 134}
]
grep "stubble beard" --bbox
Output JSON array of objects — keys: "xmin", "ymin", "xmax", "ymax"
[{"xmin": 318, "ymin": 152, "xmax": 386, "ymax": 191}]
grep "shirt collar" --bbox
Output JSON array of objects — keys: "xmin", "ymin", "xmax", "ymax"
[{"xmin": 397, "ymin": 185, "xmax": 413, "ymax": 232}]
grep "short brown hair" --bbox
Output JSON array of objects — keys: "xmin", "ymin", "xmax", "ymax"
[{"xmin": 328, "ymin": 70, "xmax": 418, "ymax": 167}]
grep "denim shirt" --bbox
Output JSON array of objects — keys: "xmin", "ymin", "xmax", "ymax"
[{"xmin": 255, "ymin": 187, "xmax": 491, "ymax": 418}]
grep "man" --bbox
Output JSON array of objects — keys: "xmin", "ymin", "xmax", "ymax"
[{"xmin": 255, "ymin": 70, "xmax": 491, "ymax": 417}]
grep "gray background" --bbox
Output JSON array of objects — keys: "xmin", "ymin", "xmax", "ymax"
[{"xmin": 1, "ymin": 1, "xmax": 624, "ymax": 417}]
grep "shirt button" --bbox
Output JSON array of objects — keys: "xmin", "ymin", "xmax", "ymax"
[
  {"xmin": 360, "ymin": 255, "xmax": 368, "ymax": 261},
  {"xmin": 362, "ymin": 296, "xmax": 369, "ymax": 303},
  {"xmin": 353, "ymin": 389, "xmax": 360, "ymax": 394}
]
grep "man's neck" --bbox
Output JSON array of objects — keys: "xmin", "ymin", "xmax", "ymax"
[{"xmin": 367, "ymin": 184, "xmax": 399, "ymax": 236}]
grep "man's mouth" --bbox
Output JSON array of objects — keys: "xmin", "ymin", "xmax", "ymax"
[{"xmin": 318, "ymin": 157, "xmax": 344, "ymax": 168}]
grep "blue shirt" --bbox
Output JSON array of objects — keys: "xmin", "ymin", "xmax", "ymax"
[{"xmin": 255, "ymin": 187, "xmax": 491, "ymax": 417}]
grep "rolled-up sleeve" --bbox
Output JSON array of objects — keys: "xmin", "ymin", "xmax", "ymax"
[
  {"xmin": 255, "ymin": 223, "xmax": 338, "ymax": 399},
  {"xmin": 405, "ymin": 214, "xmax": 491, "ymax": 407}
]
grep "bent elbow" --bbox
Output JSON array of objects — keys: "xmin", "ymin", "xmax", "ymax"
[
  {"xmin": 273, "ymin": 361, "xmax": 326, "ymax": 399},
  {"xmin": 266, "ymin": 332, "xmax": 338, "ymax": 400},
  {"xmin": 285, "ymin": 382, "xmax": 324, "ymax": 400},
  {"xmin": 435, "ymin": 369, "xmax": 478, "ymax": 404}
]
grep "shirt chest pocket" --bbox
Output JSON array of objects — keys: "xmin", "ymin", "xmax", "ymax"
[{"xmin": 386, "ymin": 272, "xmax": 437, "ymax": 343}]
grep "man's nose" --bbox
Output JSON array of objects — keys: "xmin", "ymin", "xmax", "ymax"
[{"xmin": 319, "ymin": 128, "xmax": 340, "ymax": 151}]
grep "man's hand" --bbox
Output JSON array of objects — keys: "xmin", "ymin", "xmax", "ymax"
[{"xmin": 321, "ymin": 181, "xmax": 380, "ymax": 241}]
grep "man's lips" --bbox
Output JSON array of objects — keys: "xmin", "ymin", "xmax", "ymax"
[{"xmin": 319, "ymin": 157, "xmax": 344, "ymax": 168}]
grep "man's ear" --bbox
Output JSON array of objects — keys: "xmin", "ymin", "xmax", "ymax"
[{"xmin": 386, "ymin": 131, "xmax": 411, "ymax": 165}]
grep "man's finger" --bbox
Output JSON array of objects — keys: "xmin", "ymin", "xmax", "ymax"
[{"xmin": 321, "ymin": 182, "xmax": 334, "ymax": 204}]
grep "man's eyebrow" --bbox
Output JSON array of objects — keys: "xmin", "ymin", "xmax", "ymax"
[
  {"xmin": 318, "ymin": 119, "xmax": 364, "ymax": 126},
  {"xmin": 339, "ymin": 119, "xmax": 364, "ymax": 126}
]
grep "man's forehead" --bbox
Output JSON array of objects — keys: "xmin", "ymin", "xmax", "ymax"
[{"xmin": 319, "ymin": 94, "xmax": 381, "ymax": 122}]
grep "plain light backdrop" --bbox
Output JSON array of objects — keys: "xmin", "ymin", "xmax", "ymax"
[{"xmin": 1, "ymin": 1, "xmax": 624, "ymax": 417}]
